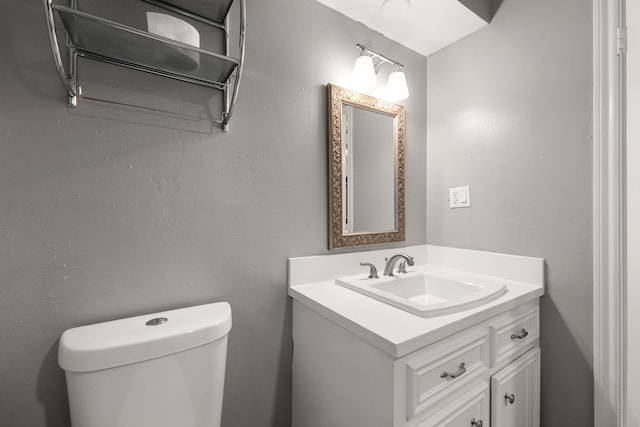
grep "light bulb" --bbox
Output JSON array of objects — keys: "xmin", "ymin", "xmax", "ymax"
[
  {"xmin": 352, "ymin": 54, "xmax": 377, "ymax": 91},
  {"xmin": 386, "ymin": 70, "xmax": 409, "ymax": 101}
]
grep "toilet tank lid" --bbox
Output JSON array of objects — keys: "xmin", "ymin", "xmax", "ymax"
[{"xmin": 58, "ymin": 302, "xmax": 231, "ymax": 372}]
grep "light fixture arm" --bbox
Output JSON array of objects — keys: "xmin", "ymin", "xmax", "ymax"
[{"xmin": 356, "ymin": 43, "xmax": 403, "ymax": 70}]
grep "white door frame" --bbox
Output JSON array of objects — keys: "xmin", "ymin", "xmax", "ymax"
[{"xmin": 593, "ymin": 0, "xmax": 626, "ymax": 425}]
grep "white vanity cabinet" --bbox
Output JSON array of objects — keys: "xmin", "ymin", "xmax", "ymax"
[
  {"xmin": 491, "ymin": 348, "xmax": 540, "ymax": 427},
  {"xmin": 416, "ymin": 343, "xmax": 540, "ymax": 427},
  {"xmin": 416, "ymin": 383, "xmax": 489, "ymax": 427},
  {"xmin": 291, "ymin": 300, "xmax": 541, "ymax": 427}
]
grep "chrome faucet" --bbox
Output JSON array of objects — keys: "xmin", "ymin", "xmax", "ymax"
[{"xmin": 383, "ymin": 253, "xmax": 414, "ymax": 276}]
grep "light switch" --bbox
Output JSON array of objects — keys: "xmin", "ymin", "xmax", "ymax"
[{"xmin": 449, "ymin": 185, "xmax": 471, "ymax": 208}]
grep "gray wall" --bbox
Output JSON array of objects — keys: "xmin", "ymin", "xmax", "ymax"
[
  {"xmin": 0, "ymin": 1, "xmax": 426, "ymax": 426},
  {"xmin": 426, "ymin": 0, "xmax": 592, "ymax": 426}
]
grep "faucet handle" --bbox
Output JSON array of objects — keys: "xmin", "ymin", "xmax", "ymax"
[
  {"xmin": 398, "ymin": 260, "xmax": 408, "ymax": 274},
  {"xmin": 359, "ymin": 262, "xmax": 379, "ymax": 279}
]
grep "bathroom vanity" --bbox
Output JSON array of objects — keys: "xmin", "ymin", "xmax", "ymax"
[{"xmin": 288, "ymin": 245, "xmax": 544, "ymax": 427}]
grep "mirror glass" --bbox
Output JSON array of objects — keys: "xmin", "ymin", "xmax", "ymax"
[
  {"xmin": 342, "ymin": 105, "xmax": 395, "ymax": 232},
  {"xmin": 327, "ymin": 84, "xmax": 405, "ymax": 249}
]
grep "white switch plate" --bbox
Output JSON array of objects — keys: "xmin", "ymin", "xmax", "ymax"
[{"xmin": 449, "ymin": 186, "xmax": 471, "ymax": 208}]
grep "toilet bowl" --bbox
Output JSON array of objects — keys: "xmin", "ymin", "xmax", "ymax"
[{"xmin": 58, "ymin": 302, "xmax": 232, "ymax": 427}]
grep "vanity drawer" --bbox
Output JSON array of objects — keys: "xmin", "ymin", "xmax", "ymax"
[
  {"xmin": 490, "ymin": 306, "xmax": 539, "ymax": 366},
  {"xmin": 416, "ymin": 382, "xmax": 489, "ymax": 427},
  {"xmin": 405, "ymin": 326, "xmax": 490, "ymax": 419}
]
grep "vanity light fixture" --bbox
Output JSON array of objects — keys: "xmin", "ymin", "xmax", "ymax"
[{"xmin": 353, "ymin": 43, "xmax": 409, "ymax": 101}]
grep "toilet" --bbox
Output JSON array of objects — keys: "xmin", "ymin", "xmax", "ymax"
[{"xmin": 58, "ymin": 302, "xmax": 232, "ymax": 427}]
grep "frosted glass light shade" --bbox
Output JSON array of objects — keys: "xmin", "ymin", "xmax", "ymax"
[
  {"xmin": 386, "ymin": 70, "xmax": 409, "ymax": 101},
  {"xmin": 352, "ymin": 55, "xmax": 377, "ymax": 90}
]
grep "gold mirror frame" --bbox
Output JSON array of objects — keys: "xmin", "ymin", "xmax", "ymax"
[{"xmin": 327, "ymin": 83, "xmax": 405, "ymax": 249}]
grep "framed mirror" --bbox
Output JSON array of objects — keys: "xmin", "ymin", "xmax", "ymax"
[{"xmin": 327, "ymin": 83, "xmax": 405, "ymax": 249}]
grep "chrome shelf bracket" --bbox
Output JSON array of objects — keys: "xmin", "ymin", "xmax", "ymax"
[
  {"xmin": 43, "ymin": 0, "xmax": 77, "ymax": 106},
  {"xmin": 222, "ymin": 0, "xmax": 245, "ymax": 132}
]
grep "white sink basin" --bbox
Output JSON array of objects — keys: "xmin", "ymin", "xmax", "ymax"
[{"xmin": 335, "ymin": 271, "xmax": 507, "ymax": 317}]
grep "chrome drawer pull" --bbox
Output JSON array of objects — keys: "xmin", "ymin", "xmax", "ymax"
[
  {"xmin": 510, "ymin": 328, "xmax": 529, "ymax": 340},
  {"xmin": 505, "ymin": 393, "xmax": 515, "ymax": 404},
  {"xmin": 440, "ymin": 362, "xmax": 466, "ymax": 379},
  {"xmin": 471, "ymin": 418, "xmax": 483, "ymax": 427}
]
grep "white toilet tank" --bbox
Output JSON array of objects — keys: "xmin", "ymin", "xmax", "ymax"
[{"xmin": 58, "ymin": 302, "xmax": 232, "ymax": 427}]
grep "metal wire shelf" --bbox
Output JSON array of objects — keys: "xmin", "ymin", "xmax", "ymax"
[{"xmin": 43, "ymin": 0, "xmax": 245, "ymax": 131}]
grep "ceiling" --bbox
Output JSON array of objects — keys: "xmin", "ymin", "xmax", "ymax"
[{"xmin": 314, "ymin": 0, "xmax": 492, "ymax": 57}]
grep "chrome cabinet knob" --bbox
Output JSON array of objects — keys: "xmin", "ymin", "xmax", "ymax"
[
  {"xmin": 505, "ymin": 393, "xmax": 516, "ymax": 404},
  {"xmin": 471, "ymin": 418, "xmax": 483, "ymax": 427}
]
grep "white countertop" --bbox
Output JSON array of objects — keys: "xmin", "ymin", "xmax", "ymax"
[{"xmin": 288, "ymin": 245, "xmax": 545, "ymax": 358}]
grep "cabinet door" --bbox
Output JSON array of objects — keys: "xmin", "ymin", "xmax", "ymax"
[
  {"xmin": 417, "ymin": 383, "xmax": 489, "ymax": 427},
  {"xmin": 491, "ymin": 348, "xmax": 540, "ymax": 427}
]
